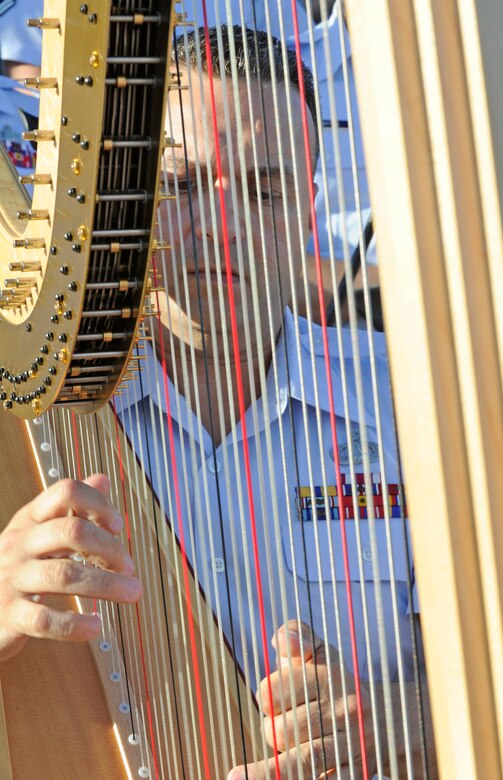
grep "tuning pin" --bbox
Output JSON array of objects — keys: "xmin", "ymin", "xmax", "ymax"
[
  {"xmin": 175, "ymin": 13, "xmax": 193, "ymax": 26},
  {"xmin": 26, "ymin": 18, "xmax": 60, "ymax": 29},
  {"xmin": 19, "ymin": 173, "xmax": 52, "ymax": 186},
  {"xmin": 17, "ymin": 210, "xmax": 50, "ymax": 221},
  {"xmin": 168, "ymin": 81, "xmax": 189, "ymax": 91},
  {"xmin": 151, "ymin": 240, "xmax": 171, "ymax": 252},
  {"xmin": 164, "ymin": 135, "xmax": 182, "ymax": 149},
  {"xmin": 23, "ymin": 77, "xmax": 58, "ymax": 89},
  {"xmin": 4, "ymin": 277, "xmax": 37, "ymax": 287},
  {"xmin": 12, "ymin": 238, "xmax": 45, "ymax": 250},
  {"xmin": 22, "ymin": 130, "xmax": 56, "ymax": 143},
  {"xmin": 158, "ymin": 191, "xmax": 176, "ymax": 202},
  {"xmin": 9, "ymin": 260, "xmax": 42, "ymax": 272}
]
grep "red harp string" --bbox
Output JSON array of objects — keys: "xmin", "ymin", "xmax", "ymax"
[
  {"xmin": 149, "ymin": 257, "xmax": 212, "ymax": 778},
  {"xmin": 288, "ymin": 3, "xmax": 370, "ymax": 777},
  {"xmin": 111, "ymin": 395, "xmax": 161, "ymax": 779},
  {"xmin": 199, "ymin": 4, "xmax": 283, "ymax": 776}
]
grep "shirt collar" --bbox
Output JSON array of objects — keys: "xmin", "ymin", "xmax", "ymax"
[
  {"xmin": 113, "ymin": 340, "xmax": 206, "ymax": 443},
  {"xmin": 287, "ymin": 2, "xmax": 350, "ymax": 76},
  {"xmin": 282, "ymin": 308, "xmax": 386, "ymax": 427},
  {"xmin": 114, "ymin": 309, "xmax": 387, "ymax": 442}
]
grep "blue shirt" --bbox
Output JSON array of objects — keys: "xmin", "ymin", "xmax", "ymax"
[
  {"xmin": 116, "ymin": 311, "xmax": 416, "ymax": 690},
  {"xmin": 182, "ymin": 0, "xmax": 377, "ymax": 263},
  {"xmin": 0, "ymin": 75, "xmax": 38, "ymax": 174},
  {"xmin": 0, "ymin": 0, "xmax": 43, "ymax": 67},
  {"xmin": 0, "ymin": 1, "xmax": 41, "ymax": 175}
]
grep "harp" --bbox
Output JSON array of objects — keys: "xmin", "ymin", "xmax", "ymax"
[{"xmin": 0, "ymin": 2, "xmax": 501, "ymax": 780}]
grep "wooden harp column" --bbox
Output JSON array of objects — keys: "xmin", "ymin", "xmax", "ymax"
[{"xmin": 346, "ymin": 0, "xmax": 503, "ymax": 777}]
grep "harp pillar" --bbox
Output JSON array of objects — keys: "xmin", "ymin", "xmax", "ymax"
[{"xmin": 346, "ymin": 0, "xmax": 503, "ymax": 777}]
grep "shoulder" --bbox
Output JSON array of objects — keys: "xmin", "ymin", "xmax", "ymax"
[{"xmin": 285, "ymin": 309, "xmax": 388, "ymax": 365}]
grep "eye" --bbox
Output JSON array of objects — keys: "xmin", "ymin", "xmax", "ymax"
[
  {"xmin": 175, "ymin": 178, "xmax": 190, "ymax": 192},
  {"xmin": 252, "ymin": 187, "xmax": 280, "ymax": 203}
]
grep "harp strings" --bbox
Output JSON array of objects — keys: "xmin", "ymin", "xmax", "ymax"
[
  {"xmin": 242, "ymin": 6, "xmax": 360, "ymax": 776},
  {"xmin": 173, "ymin": 9, "xmax": 310, "ymax": 772},
  {"xmin": 209, "ymin": 7, "xmax": 422, "ymax": 780},
  {"xmin": 166, "ymin": 4, "xmax": 374, "ymax": 772},
  {"xmin": 30, "ymin": 3, "xmax": 431, "ymax": 778},
  {"xmin": 168, "ymin": 24, "xmax": 260, "ymax": 774},
  {"xmin": 117, "ymin": 392, "xmax": 180, "ymax": 779},
  {"xmin": 167, "ymin": 9, "xmax": 356, "ymax": 776}
]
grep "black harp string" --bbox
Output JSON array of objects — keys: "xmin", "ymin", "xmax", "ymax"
[
  {"xmin": 121, "ymin": 388, "xmax": 183, "ymax": 773},
  {"xmin": 97, "ymin": 3, "xmax": 167, "ymax": 761},
  {"xmin": 224, "ymin": 4, "xmax": 366, "ymax": 772},
  {"xmin": 134, "ymin": 345, "xmax": 189, "ymax": 779},
  {"xmin": 170, "ymin": 26, "xmax": 252, "ymax": 773},
  {"xmin": 205, "ymin": 7, "xmax": 336, "ymax": 774},
  {"xmin": 33, "ymin": 2, "xmax": 424, "ymax": 776},
  {"xmin": 93, "ymin": 411, "xmax": 139, "ymax": 741},
  {"xmin": 244, "ymin": 7, "xmax": 331, "ymax": 777},
  {"xmin": 262, "ymin": 4, "xmax": 376, "ymax": 771},
  {"xmin": 189, "ymin": 13, "xmax": 326, "ymax": 772}
]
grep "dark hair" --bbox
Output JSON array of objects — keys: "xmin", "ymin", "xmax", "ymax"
[{"xmin": 173, "ymin": 25, "xmax": 320, "ymax": 166}]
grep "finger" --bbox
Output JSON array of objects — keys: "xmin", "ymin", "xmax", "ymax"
[
  {"xmin": 258, "ymin": 664, "xmax": 322, "ymax": 715},
  {"xmin": 84, "ymin": 473, "xmax": 111, "ymax": 497},
  {"xmin": 4, "ymin": 598, "xmax": 104, "ymax": 643},
  {"xmin": 272, "ymin": 620, "xmax": 323, "ymax": 666},
  {"xmin": 263, "ymin": 697, "xmax": 339, "ymax": 749},
  {"xmin": 11, "ymin": 478, "xmax": 123, "ymax": 534},
  {"xmin": 227, "ymin": 735, "xmax": 337, "ymax": 780},
  {"xmin": 25, "ymin": 516, "xmax": 135, "ymax": 574},
  {"xmin": 13, "ymin": 558, "xmax": 142, "ymax": 603}
]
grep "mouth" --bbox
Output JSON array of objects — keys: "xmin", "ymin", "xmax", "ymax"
[{"xmin": 186, "ymin": 265, "xmax": 242, "ymax": 284}]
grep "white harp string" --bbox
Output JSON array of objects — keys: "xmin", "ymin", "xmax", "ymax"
[{"xmin": 23, "ymin": 4, "xmax": 433, "ymax": 778}]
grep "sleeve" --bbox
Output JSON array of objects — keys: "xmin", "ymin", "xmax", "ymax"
[{"xmin": 0, "ymin": 0, "xmax": 43, "ymax": 67}]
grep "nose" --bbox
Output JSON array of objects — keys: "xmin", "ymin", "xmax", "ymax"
[{"xmin": 194, "ymin": 176, "xmax": 246, "ymax": 245}]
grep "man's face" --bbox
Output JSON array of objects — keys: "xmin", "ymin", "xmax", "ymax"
[{"xmin": 159, "ymin": 67, "xmax": 316, "ymax": 362}]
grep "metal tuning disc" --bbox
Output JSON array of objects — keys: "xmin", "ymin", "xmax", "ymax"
[{"xmin": 0, "ymin": 1, "xmax": 176, "ymax": 419}]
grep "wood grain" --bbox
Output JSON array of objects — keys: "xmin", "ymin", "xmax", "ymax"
[{"xmin": 0, "ymin": 412, "xmax": 127, "ymax": 779}]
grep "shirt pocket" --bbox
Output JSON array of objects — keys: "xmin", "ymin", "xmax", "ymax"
[{"xmin": 281, "ymin": 517, "xmax": 412, "ymax": 587}]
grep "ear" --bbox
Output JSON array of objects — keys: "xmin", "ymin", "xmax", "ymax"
[{"xmin": 308, "ymin": 183, "xmax": 320, "ymax": 232}]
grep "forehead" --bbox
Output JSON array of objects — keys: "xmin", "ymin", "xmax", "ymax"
[{"xmin": 166, "ymin": 68, "xmax": 313, "ymax": 171}]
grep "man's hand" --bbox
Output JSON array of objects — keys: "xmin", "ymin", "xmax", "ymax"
[
  {"xmin": 228, "ymin": 620, "xmax": 374, "ymax": 780},
  {"xmin": 0, "ymin": 475, "xmax": 141, "ymax": 662}
]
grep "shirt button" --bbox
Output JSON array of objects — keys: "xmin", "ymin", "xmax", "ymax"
[
  {"xmin": 207, "ymin": 456, "xmax": 221, "ymax": 474},
  {"xmin": 363, "ymin": 547, "xmax": 372, "ymax": 562},
  {"xmin": 213, "ymin": 557, "xmax": 225, "ymax": 574}
]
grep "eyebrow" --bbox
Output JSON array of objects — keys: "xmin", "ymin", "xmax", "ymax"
[
  {"xmin": 166, "ymin": 154, "xmax": 295, "ymax": 185},
  {"xmin": 254, "ymin": 165, "xmax": 295, "ymax": 186}
]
